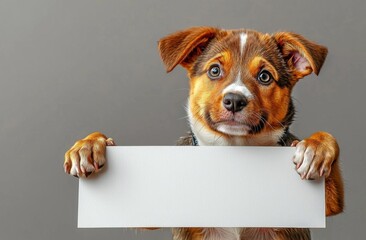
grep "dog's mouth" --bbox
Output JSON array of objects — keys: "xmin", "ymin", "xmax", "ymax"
[{"xmin": 206, "ymin": 112, "xmax": 267, "ymax": 136}]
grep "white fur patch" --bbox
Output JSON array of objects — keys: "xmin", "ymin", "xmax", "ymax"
[
  {"xmin": 240, "ymin": 33, "xmax": 247, "ymax": 56},
  {"xmin": 216, "ymin": 124, "xmax": 250, "ymax": 136},
  {"xmin": 222, "ymin": 72, "xmax": 253, "ymax": 99}
]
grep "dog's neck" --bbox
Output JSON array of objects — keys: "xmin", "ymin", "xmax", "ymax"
[{"xmin": 188, "ymin": 108, "xmax": 284, "ymax": 147}]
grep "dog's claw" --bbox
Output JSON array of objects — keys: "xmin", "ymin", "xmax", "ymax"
[
  {"xmin": 106, "ymin": 138, "xmax": 115, "ymax": 146},
  {"xmin": 291, "ymin": 140, "xmax": 300, "ymax": 147}
]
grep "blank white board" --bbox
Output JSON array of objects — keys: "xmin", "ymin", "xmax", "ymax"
[{"xmin": 78, "ymin": 146, "xmax": 325, "ymax": 228}]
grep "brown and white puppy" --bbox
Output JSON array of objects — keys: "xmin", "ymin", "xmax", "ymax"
[{"xmin": 64, "ymin": 27, "xmax": 344, "ymax": 240}]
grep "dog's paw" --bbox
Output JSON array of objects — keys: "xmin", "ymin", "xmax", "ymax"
[
  {"xmin": 63, "ymin": 132, "xmax": 115, "ymax": 178},
  {"xmin": 291, "ymin": 132, "xmax": 339, "ymax": 180}
]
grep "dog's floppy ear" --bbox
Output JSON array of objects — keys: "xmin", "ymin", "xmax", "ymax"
[
  {"xmin": 158, "ymin": 26, "xmax": 219, "ymax": 72},
  {"xmin": 273, "ymin": 32, "xmax": 328, "ymax": 80}
]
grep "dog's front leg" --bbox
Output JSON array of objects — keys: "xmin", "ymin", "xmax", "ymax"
[{"xmin": 291, "ymin": 132, "xmax": 344, "ymax": 216}]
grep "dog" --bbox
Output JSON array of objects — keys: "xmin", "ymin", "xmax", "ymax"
[{"xmin": 64, "ymin": 26, "xmax": 344, "ymax": 240}]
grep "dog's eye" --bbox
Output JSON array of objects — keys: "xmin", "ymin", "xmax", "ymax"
[
  {"xmin": 207, "ymin": 64, "xmax": 222, "ymax": 80},
  {"xmin": 257, "ymin": 70, "xmax": 273, "ymax": 85}
]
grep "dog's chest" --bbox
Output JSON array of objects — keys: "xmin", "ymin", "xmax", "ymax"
[
  {"xmin": 202, "ymin": 228, "xmax": 240, "ymax": 240},
  {"xmin": 202, "ymin": 228, "xmax": 277, "ymax": 240}
]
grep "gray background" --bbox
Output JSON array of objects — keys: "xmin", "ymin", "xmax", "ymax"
[{"xmin": 0, "ymin": 0, "xmax": 365, "ymax": 239}]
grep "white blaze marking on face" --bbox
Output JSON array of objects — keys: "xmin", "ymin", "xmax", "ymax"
[
  {"xmin": 221, "ymin": 32, "xmax": 252, "ymax": 99},
  {"xmin": 222, "ymin": 71, "xmax": 253, "ymax": 99},
  {"xmin": 240, "ymin": 33, "xmax": 247, "ymax": 56},
  {"xmin": 223, "ymin": 33, "xmax": 253, "ymax": 98}
]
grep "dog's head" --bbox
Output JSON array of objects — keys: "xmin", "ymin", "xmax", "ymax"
[{"xmin": 158, "ymin": 27, "xmax": 327, "ymax": 145}]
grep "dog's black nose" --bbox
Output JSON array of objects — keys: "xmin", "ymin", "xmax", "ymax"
[{"xmin": 223, "ymin": 93, "xmax": 248, "ymax": 112}]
